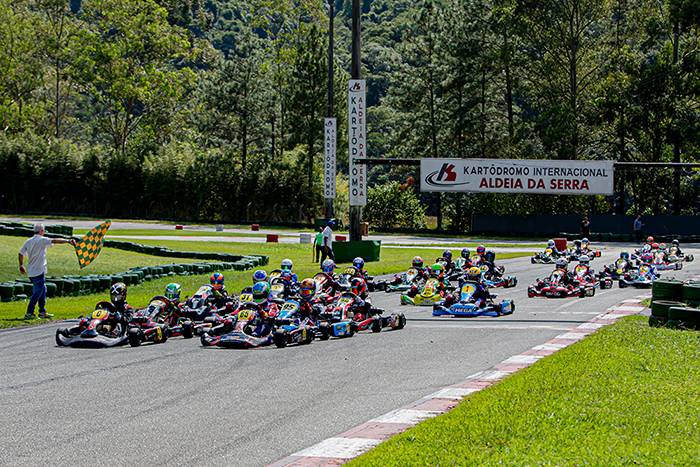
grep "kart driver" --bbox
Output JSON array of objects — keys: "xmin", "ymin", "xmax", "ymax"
[
  {"xmin": 441, "ymin": 250, "xmax": 457, "ymax": 275},
  {"xmin": 277, "ymin": 269, "xmax": 300, "ymax": 298},
  {"xmin": 389, "ymin": 256, "xmax": 430, "ymax": 286},
  {"xmin": 460, "ymin": 249, "xmax": 472, "ymax": 269},
  {"xmin": 280, "ymin": 258, "xmax": 299, "ymax": 283},
  {"xmin": 108, "ymin": 282, "xmax": 133, "ymax": 336},
  {"xmin": 298, "ymin": 278, "xmax": 321, "ymax": 321},
  {"xmin": 349, "ymin": 277, "xmax": 374, "ymax": 316},
  {"xmin": 572, "ymin": 255, "xmax": 595, "ymax": 282},
  {"xmin": 538, "ymin": 259, "xmax": 574, "ymax": 289},
  {"xmin": 444, "ymin": 267, "xmax": 492, "ymax": 308},
  {"xmin": 164, "ymin": 283, "xmax": 183, "ymax": 313},
  {"xmin": 248, "ymin": 281, "xmax": 274, "ymax": 337},
  {"xmin": 543, "ymin": 239, "xmax": 561, "ymax": 257},
  {"xmin": 318, "ymin": 259, "xmax": 343, "ymax": 294},
  {"xmin": 209, "ymin": 272, "xmax": 231, "ymax": 309},
  {"xmin": 670, "ymin": 239, "xmax": 686, "ymax": 257}
]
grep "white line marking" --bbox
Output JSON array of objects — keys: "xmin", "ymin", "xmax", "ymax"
[
  {"xmin": 426, "ymin": 387, "xmax": 481, "ymax": 399},
  {"xmin": 554, "ymin": 332, "xmax": 588, "ymax": 340},
  {"xmin": 371, "ymin": 409, "xmax": 443, "ymax": 424},
  {"xmin": 412, "ymin": 324, "xmax": 575, "ymax": 331},
  {"xmin": 502, "ymin": 355, "xmax": 543, "ymax": 364},
  {"xmin": 293, "ymin": 437, "xmax": 383, "ymax": 458}
]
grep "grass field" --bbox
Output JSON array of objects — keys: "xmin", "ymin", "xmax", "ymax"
[
  {"xmin": 0, "ymin": 234, "xmax": 529, "ymax": 328},
  {"xmin": 347, "ymin": 316, "xmax": 700, "ymax": 466}
]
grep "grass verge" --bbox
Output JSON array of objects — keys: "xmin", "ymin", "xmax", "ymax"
[
  {"xmin": 348, "ymin": 316, "xmax": 700, "ymax": 466},
  {"xmin": 0, "ymin": 236, "xmax": 530, "ymax": 328}
]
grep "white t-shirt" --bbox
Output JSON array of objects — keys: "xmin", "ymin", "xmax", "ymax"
[
  {"xmin": 322, "ymin": 226, "xmax": 333, "ymax": 249},
  {"xmin": 19, "ymin": 235, "xmax": 53, "ymax": 278}
]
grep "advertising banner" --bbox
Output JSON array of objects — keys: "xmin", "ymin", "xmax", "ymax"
[
  {"xmin": 420, "ymin": 158, "xmax": 614, "ymax": 195},
  {"xmin": 324, "ymin": 118, "xmax": 336, "ymax": 199},
  {"xmin": 348, "ymin": 80, "xmax": 367, "ymax": 206}
]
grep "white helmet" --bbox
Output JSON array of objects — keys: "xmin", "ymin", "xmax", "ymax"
[
  {"xmin": 582, "ymin": 238, "xmax": 589, "ymax": 245},
  {"xmin": 281, "ymin": 258, "xmax": 293, "ymax": 270},
  {"xmin": 555, "ymin": 258, "xmax": 568, "ymax": 270},
  {"xmin": 579, "ymin": 255, "xmax": 590, "ymax": 265},
  {"xmin": 547, "ymin": 239, "xmax": 555, "ymax": 247}
]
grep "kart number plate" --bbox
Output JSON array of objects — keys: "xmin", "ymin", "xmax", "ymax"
[
  {"xmin": 344, "ymin": 267, "xmax": 356, "ymax": 275},
  {"xmin": 480, "ymin": 265, "xmax": 489, "ymax": 272},
  {"xmin": 90, "ymin": 309, "xmax": 109, "ymax": 320},
  {"xmin": 281, "ymin": 302, "xmax": 299, "ymax": 312},
  {"xmin": 240, "ymin": 293, "xmax": 253, "ymax": 302},
  {"xmin": 238, "ymin": 310, "xmax": 252, "ymax": 320},
  {"xmin": 271, "ymin": 284, "xmax": 284, "ymax": 292}
]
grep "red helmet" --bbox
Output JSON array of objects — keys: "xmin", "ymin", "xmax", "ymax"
[
  {"xmin": 476, "ymin": 245, "xmax": 485, "ymax": 255},
  {"xmin": 350, "ymin": 277, "xmax": 366, "ymax": 296},
  {"xmin": 210, "ymin": 272, "xmax": 224, "ymax": 290},
  {"xmin": 299, "ymin": 279, "xmax": 316, "ymax": 301}
]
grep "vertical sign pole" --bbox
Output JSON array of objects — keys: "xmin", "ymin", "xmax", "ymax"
[
  {"xmin": 349, "ymin": 0, "xmax": 363, "ymax": 241},
  {"xmin": 324, "ymin": 118, "xmax": 337, "ymax": 204},
  {"xmin": 348, "ymin": 80, "xmax": 366, "ymax": 241},
  {"xmin": 325, "ymin": 0, "xmax": 335, "ymax": 220}
]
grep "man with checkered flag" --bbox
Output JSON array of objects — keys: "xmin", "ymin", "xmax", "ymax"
[{"xmin": 18, "ymin": 223, "xmax": 77, "ymax": 319}]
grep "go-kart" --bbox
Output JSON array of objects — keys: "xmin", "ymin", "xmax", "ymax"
[
  {"xmin": 311, "ymin": 272, "xmax": 341, "ymax": 295},
  {"xmin": 669, "ymin": 246, "xmax": 694, "ymax": 262},
  {"xmin": 337, "ymin": 266, "xmax": 386, "ymax": 292},
  {"xmin": 470, "ymin": 253, "xmax": 506, "ymax": 278},
  {"xmin": 598, "ymin": 258, "xmax": 634, "ymax": 280},
  {"xmin": 433, "ymin": 282, "xmax": 514, "ymax": 317},
  {"xmin": 400, "ymin": 277, "xmax": 451, "ymax": 306},
  {"xmin": 56, "ymin": 301, "xmax": 129, "ymax": 348},
  {"xmin": 571, "ymin": 264, "xmax": 613, "ymax": 290},
  {"xmin": 200, "ymin": 302, "xmax": 274, "ymax": 348},
  {"xmin": 527, "ymin": 270, "xmax": 595, "ymax": 298},
  {"xmin": 351, "ymin": 302, "xmax": 406, "ymax": 333},
  {"xmin": 619, "ymin": 263, "xmax": 659, "ymax": 288},
  {"xmin": 316, "ymin": 292, "xmax": 357, "ymax": 338},
  {"xmin": 531, "ymin": 248, "xmax": 558, "ymax": 264},
  {"xmin": 565, "ymin": 249, "xmax": 600, "ymax": 262},
  {"xmin": 127, "ymin": 296, "xmax": 188, "ymax": 347},
  {"xmin": 270, "ymin": 298, "xmax": 317, "ymax": 348},
  {"xmin": 649, "ymin": 250, "xmax": 683, "ymax": 271},
  {"xmin": 179, "ymin": 285, "xmax": 234, "ymax": 333},
  {"xmin": 385, "ymin": 267, "xmax": 425, "ymax": 293}
]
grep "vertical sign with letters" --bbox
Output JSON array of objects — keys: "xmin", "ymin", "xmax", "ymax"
[
  {"xmin": 324, "ymin": 118, "xmax": 336, "ymax": 199},
  {"xmin": 348, "ymin": 79, "xmax": 366, "ymax": 206}
]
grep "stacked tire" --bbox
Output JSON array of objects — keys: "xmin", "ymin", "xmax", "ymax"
[{"xmin": 649, "ymin": 279, "xmax": 700, "ymax": 330}]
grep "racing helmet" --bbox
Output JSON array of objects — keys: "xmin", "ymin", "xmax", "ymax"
[
  {"xmin": 281, "ymin": 258, "xmax": 294, "ymax": 270},
  {"xmin": 210, "ymin": 272, "xmax": 224, "ymax": 290},
  {"xmin": 582, "ymin": 238, "xmax": 589, "ymax": 245},
  {"xmin": 252, "ymin": 281, "xmax": 271, "ymax": 304},
  {"xmin": 321, "ymin": 259, "xmax": 335, "ymax": 274},
  {"xmin": 467, "ymin": 267, "xmax": 481, "ymax": 282},
  {"xmin": 574, "ymin": 239, "xmax": 582, "ymax": 248},
  {"xmin": 353, "ymin": 257, "xmax": 365, "ymax": 270},
  {"xmin": 579, "ymin": 255, "xmax": 590, "ymax": 265},
  {"xmin": 253, "ymin": 269, "xmax": 268, "ymax": 283},
  {"xmin": 350, "ymin": 277, "xmax": 366, "ymax": 296},
  {"xmin": 412, "ymin": 256, "xmax": 424, "ymax": 268},
  {"xmin": 443, "ymin": 250, "xmax": 453, "ymax": 261},
  {"xmin": 165, "ymin": 283, "xmax": 182, "ymax": 304},
  {"xmin": 299, "ymin": 279, "xmax": 316, "ymax": 301},
  {"xmin": 110, "ymin": 282, "xmax": 127, "ymax": 305},
  {"xmin": 660, "ymin": 243, "xmax": 667, "ymax": 250},
  {"xmin": 652, "ymin": 243, "xmax": 659, "ymax": 249},
  {"xmin": 620, "ymin": 250, "xmax": 630, "ymax": 260},
  {"xmin": 641, "ymin": 251, "xmax": 653, "ymax": 262},
  {"xmin": 547, "ymin": 239, "xmax": 555, "ymax": 248},
  {"xmin": 672, "ymin": 239, "xmax": 680, "ymax": 246},
  {"xmin": 280, "ymin": 269, "xmax": 293, "ymax": 281},
  {"xmin": 555, "ymin": 258, "xmax": 568, "ymax": 270},
  {"xmin": 431, "ymin": 263, "xmax": 445, "ymax": 279},
  {"xmin": 647, "ymin": 236, "xmax": 654, "ymax": 244},
  {"xmin": 476, "ymin": 245, "xmax": 485, "ymax": 255},
  {"xmin": 461, "ymin": 248, "xmax": 470, "ymax": 259}
]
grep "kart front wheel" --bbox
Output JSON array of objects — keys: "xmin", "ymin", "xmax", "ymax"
[
  {"xmin": 371, "ymin": 319, "xmax": 382, "ymax": 333},
  {"xmin": 182, "ymin": 321, "xmax": 194, "ymax": 339},
  {"xmin": 128, "ymin": 328, "xmax": 143, "ymax": 347},
  {"xmin": 273, "ymin": 330, "xmax": 287, "ymax": 348},
  {"xmin": 396, "ymin": 314, "xmax": 406, "ymax": 330}
]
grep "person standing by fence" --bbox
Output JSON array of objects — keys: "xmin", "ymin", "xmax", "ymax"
[{"xmin": 634, "ymin": 215, "xmax": 645, "ymax": 244}]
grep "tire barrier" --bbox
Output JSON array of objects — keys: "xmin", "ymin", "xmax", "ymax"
[{"xmin": 648, "ymin": 278, "xmax": 700, "ymax": 330}]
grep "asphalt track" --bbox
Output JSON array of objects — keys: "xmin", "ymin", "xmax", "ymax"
[{"xmin": 1, "ymin": 219, "xmax": 696, "ymax": 467}]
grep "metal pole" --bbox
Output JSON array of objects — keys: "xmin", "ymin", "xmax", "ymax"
[
  {"xmin": 349, "ymin": 0, "xmax": 362, "ymax": 242},
  {"xmin": 325, "ymin": 0, "xmax": 335, "ymax": 222}
]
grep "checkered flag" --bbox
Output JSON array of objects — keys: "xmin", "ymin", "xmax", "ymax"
[{"xmin": 74, "ymin": 220, "xmax": 111, "ymax": 269}]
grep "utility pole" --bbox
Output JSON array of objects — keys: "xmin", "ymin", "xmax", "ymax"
[
  {"xmin": 349, "ymin": 0, "xmax": 362, "ymax": 241},
  {"xmin": 325, "ymin": 0, "xmax": 335, "ymax": 221}
]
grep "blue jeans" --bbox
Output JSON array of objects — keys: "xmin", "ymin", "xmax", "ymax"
[{"xmin": 28, "ymin": 274, "xmax": 46, "ymax": 315}]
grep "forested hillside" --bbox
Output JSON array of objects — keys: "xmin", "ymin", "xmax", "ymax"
[{"xmin": 1, "ymin": 0, "xmax": 699, "ymax": 228}]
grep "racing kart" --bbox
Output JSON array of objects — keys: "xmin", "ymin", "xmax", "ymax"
[
  {"xmin": 337, "ymin": 266, "xmax": 386, "ymax": 292},
  {"xmin": 470, "ymin": 254, "xmax": 506, "ymax": 278},
  {"xmin": 669, "ymin": 246, "xmax": 694, "ymax": 262},
  {"xmin": 649, "ymin": 250, "xmax": 683, "ymax": 271},
  {"xmin": 128, "ymin": 296, "xmax": 188, "ymax": 347},
  {"xmin": 311, "ymin": 272, "xmax": 340, "ymax": 296},
  {"xmin": 531, "ymin": 248, "xmax": 558, "ymax": 264},
  {"xmin": 400, "ymin": 277, "xmax": 451, "ymax": 306},
  {"xmin": 316, "ymin": 292, "xmax": 357, "ymax": 338},
  {"xmin": 433, "ymin": 282, "xmax": 514, "ymax": 317},
  {"xmin": 200, "ymin": 302, "xmax": 274, "ymax": 348},
  {"xmin": 619, "ymin": 264, "xmax": 659, "ymax": 288},
  {"xmin": 385, "ymin": 267, "xmax": 425, "ymax": 293},
  {"xmin": 527, "ymin": 269, "xmax": 595, "ymax": 298},
  {"xmin": 571, "ymin": 264, "xmax": 613, "ymax": 290},
  {"xmin": 270, "ymin": 298, "xmax": 317, "ymax": 348},
  {"xmin": 179, "ymin": 285, "xmax": 234, "ymax": 334},
  {"xmin": 597, "ymin": 258, "xmax": 633, "ymax": 280},
  {"xmin": 56, "ymin": 301, "xmax": 129, "ymax": 348}
]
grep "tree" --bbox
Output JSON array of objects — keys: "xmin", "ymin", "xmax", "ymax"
[
  {"xmin": 364, "ymin": 180, "xmax": 427, "ymax": 228},
  {"xmin": 71, "ymin": 0, "xmax": 197, "ymax": 154}
]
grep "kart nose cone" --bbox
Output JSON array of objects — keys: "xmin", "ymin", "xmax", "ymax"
[{"xmin": 81, "ymin": 328, "xmax": 98, "ymax": 338}]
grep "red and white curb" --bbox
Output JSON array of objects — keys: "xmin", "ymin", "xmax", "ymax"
[{"xmin": 267, "ymin": 294, "xmax": 651, "ymax": 467}]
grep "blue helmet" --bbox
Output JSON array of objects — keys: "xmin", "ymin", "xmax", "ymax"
[
  {"xmin": 253, "ymin": 270, "xmax": 268, "ymax": 283},
  {"xmin": 321, "ymin": 259, "xmax": 335, "ymax": 274},
  {"xmin": 353, "ymin": 257, "xmax": 365, "ymax": 270},
  {"xmin": 252, "ymin": 281, "xmax": 270, "ymax": 304},
  {"xmin": 210, "ymin": 272, "xmax": 224, "ymax": 290}
]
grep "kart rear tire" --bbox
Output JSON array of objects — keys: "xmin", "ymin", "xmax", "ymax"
[
  {"xmin": 371, "ymin": 319, "xmax": 382, "ymax": 333},
  {"xmin": 128, "ymin": 328, "xmax": 143, "ymax": 347},
  {"xmin": 396, "ymin": 313, "xmax": 406, "ymax": 330},
  {"xmin": 155, "ymin": 326, "xmax": 169, "ymax": 344},
  {"xmin": 273, "ymin": 330, "xmax": 287, "ymax": 348},
  {"xmin": 318, "ymin": 323, "xmax": 331, "ymax": 340},
  {"xmin": 182, "ymin": 321, "xmax": 194, "ymax": 339}
]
